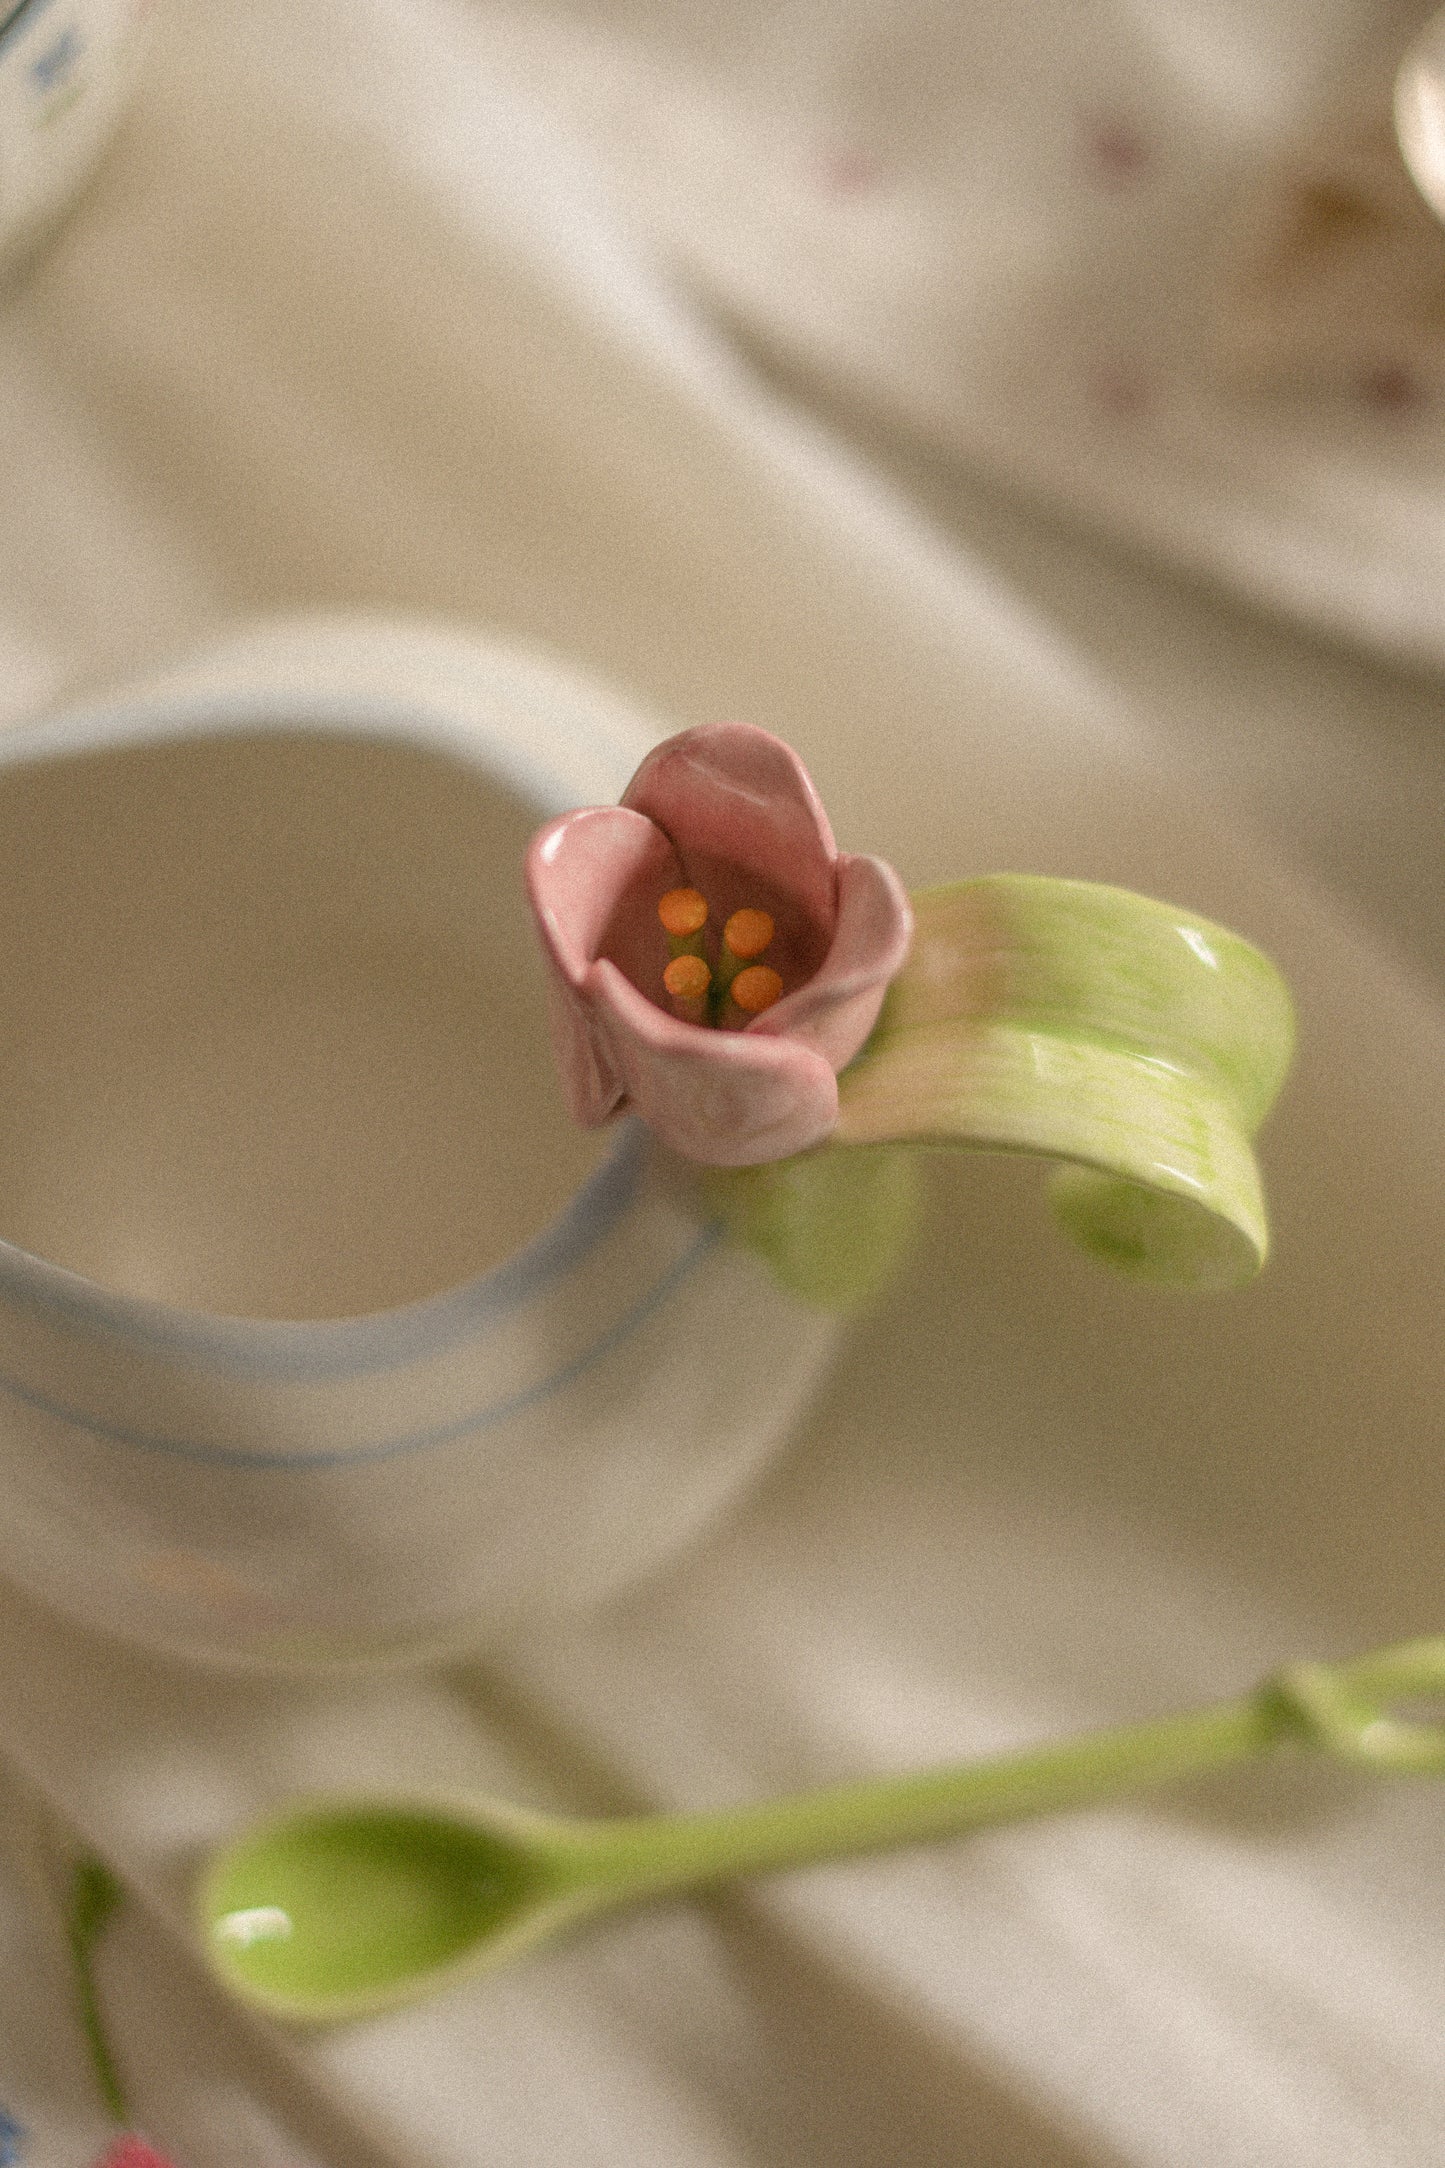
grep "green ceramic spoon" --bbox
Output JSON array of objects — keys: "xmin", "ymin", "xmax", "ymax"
[{"xmin": 200, "ymin": 1636, "xmax": 1445, "ymax": 2024}]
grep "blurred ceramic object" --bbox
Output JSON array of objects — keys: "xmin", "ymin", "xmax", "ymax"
[
  {"xmin": 0, "ymin": 0, "xmax": 151, "ymax": 280},
  {"xmin": 1396, "ymin": 7, "xmax": 1445, "ymax": 222},
  {"xmin": 0, "ymin": 621, "xmax": 841, "ymax": 1670}
]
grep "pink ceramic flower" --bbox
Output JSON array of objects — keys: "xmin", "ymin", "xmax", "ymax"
[
  {"xmin": 95, "ymin": 2141, "xmax": 182, "ymax": 2168},
  {"xmin": 526, "ymin": 723, "xmax": 912, "ymax": 1166}
]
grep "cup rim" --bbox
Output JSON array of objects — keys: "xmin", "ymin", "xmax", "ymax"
[{"xmin": 0, "ymin": 683, "xmax": 648, "ymax": 1377}]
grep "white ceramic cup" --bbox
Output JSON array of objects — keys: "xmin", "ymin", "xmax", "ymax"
[
  {"xmin": 0, "ymin": 0, "xmax": 150, "ymax": 280},
  {"xmin": 0, "ymin": 621, "xmax": 840, "ymax": 1669}
]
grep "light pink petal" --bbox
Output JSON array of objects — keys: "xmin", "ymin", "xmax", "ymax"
[
  {"xmin": 526, "ymin": 806, "xmax": 681, "ymax": 1128},
  {"xmin": 526, "ymin": 805, "xmax": 679, "ymax": 986},
  {"xmin": 622, "ymin": 723, "xmax": 838, "ymax": 939},
  {"xmin": 587, "ymin": 960, "xmax": 839, "ymax": 1165},
  {"xmin": 749, "ymin": 853, "xmax": 913, "ymax": 1071},
  {"xmin": 540, "ymin": 968, "xmax": 627, "ymax": 1127}
]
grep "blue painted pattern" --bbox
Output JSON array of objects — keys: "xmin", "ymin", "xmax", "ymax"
[
  {"xmin": 0, "ymin": 2104, "xmax": 25, "ymax": 2166},
  {"xmin": 0, "ymin": 0, "xmax": 43, "ymax": 60},
  {"xmin": 27, "ymin": 22, "xmax": 80, "ymax": 92},
  {"xmin": 0, "ymin": 1105, "xmax": 650, "ymax": 1383},
  {"xmin": 0, "ymin": 1222, "xmax": 721, "ymax": 1468}
]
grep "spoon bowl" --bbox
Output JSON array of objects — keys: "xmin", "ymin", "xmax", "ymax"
[{"xmin": 200, "ymin": 1797, "xmax": 611, "ymax": 2022}]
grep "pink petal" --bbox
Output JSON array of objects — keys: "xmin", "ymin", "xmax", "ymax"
[
  {"xmin": 622, "ymin": 724, "xmax": 839, "ymax": 946},
  {"xmin": 750, "ymin": 853, "xmax": 913, "ymax": 1071},
  {"xmin": 526, "ymin": 806, "xmax": 682, "ymax": 1127},
  {"xmin": 540, "ymin": 970, "xmax": 627, "ymax": 1127},
  {"xmin": 586, "ymin": 960, "xmax": 839, "ymax": 1165},
  {"xmin": 526, "ymin": 806, "xmax": 679, "ymax": 988}
]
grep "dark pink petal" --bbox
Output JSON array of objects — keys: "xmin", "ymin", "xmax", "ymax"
[
  {"xmin": 586, "ymin": 961, "xmax": 839, "ymax": 1164},
  {"xmin": 622, "ymin": 723, "xmax": 839, "ymax": 946},
  {"xmin": 750, "ymin": 854, "xmax": 913, "ymax": 1071}
]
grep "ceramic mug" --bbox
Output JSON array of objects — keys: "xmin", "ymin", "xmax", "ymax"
[
  {"xmin": 0, "ymin": 0, "xmax": 150, "ymax": 280},
  {"xmin": 0, "ymin": 621, "xmax": 841, "ymax": 1669}
]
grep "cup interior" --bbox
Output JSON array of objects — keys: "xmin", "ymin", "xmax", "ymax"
[{"xmin": 0, "ymin": 723, "xmax": 606, "ymax": 1320}]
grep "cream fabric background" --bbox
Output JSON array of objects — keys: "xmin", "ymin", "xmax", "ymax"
[{"xmin": 2, "ymin": 1, "xmax": 1445, "ymax": 2162}]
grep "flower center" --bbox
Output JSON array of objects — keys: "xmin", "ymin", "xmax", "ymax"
[{"xmin": 657, "ymin": 889, "xmax": 784, "ymax": 1025}]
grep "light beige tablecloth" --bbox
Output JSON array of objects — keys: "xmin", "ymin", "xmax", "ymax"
[
  {"xmin": 479, "ymin": 0, "xmax": 1445, "ymax": 667},
  {"xmin": 3, "ymin": 3, "xmax": 1445, "ymax": 2163}
]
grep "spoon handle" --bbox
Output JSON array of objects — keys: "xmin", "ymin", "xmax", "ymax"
[{"xmin": 554, "ymin": 1639, "xmax": 1445, "ymax": 1904}]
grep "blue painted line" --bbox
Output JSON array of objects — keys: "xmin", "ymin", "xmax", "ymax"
[
  {"xmin": 0, "ymin": 1119, "xmax": 651, "ymax": 1383},
  {"xmin": 0, "ymin": 1223, "xmax": 722, "ymax": 1469}
]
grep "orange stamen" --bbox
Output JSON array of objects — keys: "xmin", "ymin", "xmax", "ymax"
[
  {"xmin": 659, "ymin": 887, "xmax": 708, "ymax": 938},
  {"xmin": 663, "ymin": 953, "xmax": 712, "ymax": 1001},
  {"xmin": 730, "ymin": 964, "xmax": 784, "ymax": 1015},
  {"xmin": 723, "ymin": 908, "xmax": 774, "ymax": 960}
]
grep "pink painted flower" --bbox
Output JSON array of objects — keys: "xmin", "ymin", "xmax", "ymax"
[
  {"xmin": 526, "ymin": 723, "xmax": 913, "ymax": 1166},
  {"xmin": 96, "ymin": 2140, "xmax": 183, "ymax": 2168}
]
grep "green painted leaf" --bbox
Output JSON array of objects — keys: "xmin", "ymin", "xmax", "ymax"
[
  {"xmin": 829, "ymin": 877, "xmax": 1295, "ymax": 1291},
  {"xmin": 702, "ymin": 1145, "xmax": 922, "ymax": 1309}
]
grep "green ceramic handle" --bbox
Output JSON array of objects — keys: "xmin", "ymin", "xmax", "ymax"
[{"xmin": 710, "ymin": 877, "xmax": 1295, "ymax": 1301}]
